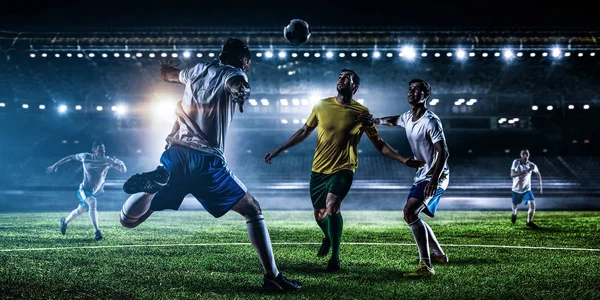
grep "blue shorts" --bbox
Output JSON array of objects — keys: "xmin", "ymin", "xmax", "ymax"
[
  {"xmin": 150, "ymin": 146, "xmax": 247, "ymax": 218},
  {"xmin": 512, "ymin": 191, "xmax": 535, "ymax": 205},
  {"xmin": 76, "ymin": 187, "xmax": 98, "ymax": 209},
  {"xmin": 407, "ymin": 180, "xmax": 445, "ymax": 217}
]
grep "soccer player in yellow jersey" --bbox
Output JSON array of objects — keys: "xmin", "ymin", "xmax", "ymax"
[{"xmin": 265, "ymin": 69, "xmax": 424, "ymax": 272}]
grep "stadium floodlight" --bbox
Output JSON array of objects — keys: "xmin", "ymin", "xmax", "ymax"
[
  {"xmin": 22, "ymin": 104, "xmax": 29, "ymax": 109},
  {"xmin": 248, "ymin": 99, "xmax": 257, "ymax": 106},
  {"xmin": 503, "ymin": 49, "xmax": 514, "ymax": 59},
  {"xmin": 552, "ymin": 47, "xmax": 561, "ymax": 57},
  {"xmin": 183, "ymin": 51, "xmax": 190, "ymax": 58},
  {"xmin": 280, "ymin": 99, "xmax": 289, "ymax": 106},
  {"xmin": 531, "ymin": 105, "xmax": 538, "ymax": 111},
  {"xmin": 96, "ymin": 106, "xmax": 103, "ymax": 111},
  {"xmin": 373, "ymin": 51, "xmax": 381, "ymax": 58},
  {"xmin": 265, "ymin": 51, "xmax": 273, "ymax": 58},
  {"xmin": 75, "ymin": 105, "xmax": 82, "ymax": 110},
  {"xmin": 39, "ymin": 105, "xmax": 46, "ymax": 110},
  {"xmin": 260, "ymin": 99, "xmax": 269, "ymax": 106},
  {"xmin": 326, "ymin": 51, "xmax": 334, "ymax": 58},
  {"xmin": 401, "ymin": 46, "xmax": 416, "ymax": 59},
  {"xmin": 278, "ymin": 51, "xmax": 287, "ymax": 58},
  {"xmin": 456, "ymin": 49, "xmax": 466, "ymax": 59}
]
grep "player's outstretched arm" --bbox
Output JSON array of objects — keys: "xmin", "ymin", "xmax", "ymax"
[
  {"xmin": 265, "ymin": 124, "xmax": 316, "ymax": 164},
  {"xmin": 366, "ymin": 134, "xmax": 424, "ymax": 168},
  {"xmin": 357, "ymin": 113, "xmax": 401, "ymax": 127},
  {"xmin": 110, "ymin": 157, "xmax": 127, "ymax": 173},
  {"xmin": 159, "ymin": 59, "xmax": 182, "ymax": 83},
  {"xmin": 46, "ymin": 155, "xmax": 76, "ymax": 173}
]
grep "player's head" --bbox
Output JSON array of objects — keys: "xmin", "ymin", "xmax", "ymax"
[
  {"xmin": 92, "ymin": 141, "xmax": 105, "ymax": 156},
  {"xmin": 408, "ymin": 79, "xmax": 431, "ymax": 106},
  {"xmin": 520, "ymin": 149, "xmax": 530, "ymax": 160},
  {"xmin": 337, "ymin": 69, "xmax": 360, "ymax": 96},
  {"xmin": 219, "ymin": 38, "xmax": 251, "ymax": 74}
]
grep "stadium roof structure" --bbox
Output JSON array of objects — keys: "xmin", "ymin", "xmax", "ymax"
[{"xmin": 2, "ymin": 26, "xmax": 600, "ymax": 52}]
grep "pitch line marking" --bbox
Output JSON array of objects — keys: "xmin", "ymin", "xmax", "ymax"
[{"xmin": 1, "ymin": 242, "xmax": 599, "ymax": 252}]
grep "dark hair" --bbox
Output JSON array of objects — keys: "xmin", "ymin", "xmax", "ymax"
[
  {"xmin": 409, "ymin": 79, "xmax": 431, "ymax": 98},
  {"xmin": 92, "ymin": 141, "xmax": 104, "ymax": 149},
  {"xmin": 219, "ymin": 38, "xmax": 251, "ymax": 67},
  {"xmin": 341, "ymin": 69, "xmax": 360, "ymax": 86}
]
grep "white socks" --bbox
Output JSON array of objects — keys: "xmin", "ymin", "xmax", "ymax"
[
  {"xmin": 246, "ymin": 215, "xmax": 279, "ymax": 277},
  {"xmin": 422, "ymin": 220, "xmax": 444, "ymax": 257},
  {"xmin": 65, "ymin": 205, "xmax": 85, "ymax": 224},
  {"xmin": 120, "ymin": 193, "xmax": 154, "ymax": 227},
  {"xmin": 409, "ymin": 219, "xmax": 430, "ymax": 266}
]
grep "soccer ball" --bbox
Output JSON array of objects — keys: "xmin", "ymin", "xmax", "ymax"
[{"xmin": 283, "ymin": 19, "xmax": 311, "ymax": 46}]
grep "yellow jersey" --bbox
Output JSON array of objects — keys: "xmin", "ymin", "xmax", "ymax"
[{"xmin": 306, "ymin": 97, "xmax": 378, "ymax": 174}]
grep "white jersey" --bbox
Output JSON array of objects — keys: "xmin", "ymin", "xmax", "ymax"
[
  {"xmin": 74, "ymin": 153, "xmax": 118, "ymax": 194},
  {"xmin": 511, "ymin": 159, "xmax": 539, "ymax": 193},
  {"xmin": 165, "ymin": 59, "xmax": 247, "ymax": 158},
  {"xmin": 396, "ymin": 109, "xmax": 450, "ymax": 190}
]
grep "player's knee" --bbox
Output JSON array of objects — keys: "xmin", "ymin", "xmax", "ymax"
[
  {"xmin": 403, "ymin": 207, "xmax": 419, "ymax": 224},
  {"xmin": 325, "ymin": 195, "xmax": 341, "ymax": 215},
  {"xmin": 314, "ymin": 209, "xmax": 327, "ymax": 220},
  {"xmin": 87, "ymin": 197, "xmax": 97, "ymax": 209},
  {"xmin": 234, "ymin": 193, "xmax": 262, "ymax": 218}
]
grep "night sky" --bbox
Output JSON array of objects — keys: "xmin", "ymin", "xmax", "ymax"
[{"xmin": 1, "ymin": 0, "xmax": 598, "ymax": 30}]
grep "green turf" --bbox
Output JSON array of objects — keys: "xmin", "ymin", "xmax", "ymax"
[{"xmin": 1, "ymin": 211, "xmax": 599, "ymax": 299}]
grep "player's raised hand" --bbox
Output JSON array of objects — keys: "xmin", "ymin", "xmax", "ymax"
[
  {"xmin": 158, "ymin": 59, "xmax": 179, "ymax": 69},
  {"xmin": 46, "ymin": 165, "xmax": 57, "ymax": 174},
  {"xmin": 357, "ymin": 113, "xmax": 379, "ymax": 127},
  {"xmin": 264, "ymin": 151, "xmax": 280, "ymax": 164}
]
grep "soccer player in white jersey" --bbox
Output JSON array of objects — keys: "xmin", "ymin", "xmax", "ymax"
[
  {"xmin": 118, "ymin": 38, "xmax": 302, "ymax": 291},
  {"xmin": 359, "ymin": 79, "xmax": 450, "ymax": 278},
  {"xmin": 510, "ymin": 149, "xmax": 543, "ymax": 229},
  {"xmin": 46, "ymin": 141, "xmax": 127, "ymax": 241}
]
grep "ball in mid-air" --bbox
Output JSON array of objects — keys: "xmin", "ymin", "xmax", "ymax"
[{"xmin": 283, "ymin": 19, "xmax": 311, "ymax": 46}]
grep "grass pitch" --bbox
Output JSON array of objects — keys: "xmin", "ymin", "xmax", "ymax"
[{"xmin": 1, "ymin": 210, "xmax": 599, "ymax": 299}]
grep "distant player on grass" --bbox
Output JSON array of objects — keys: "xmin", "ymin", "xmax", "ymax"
[
  {"xmin": 46, "ymin": 141, "xmax": 126, "ymax": 241},
  {"xmin": 118, "ymin": 38, "xmax": 301, "ymax": 292},
  {"xmin": 265, "ymin": 69, "xmax": 422, "ymax": 272},
  {"xmin": 510, "ymin": 149, "xmax": 543, "ymax": 229},
  {"xmin": 359, "ymin": 79, "xmax": 449, "ymax": 278}
]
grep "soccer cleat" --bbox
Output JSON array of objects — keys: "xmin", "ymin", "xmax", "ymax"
[
  {"xmin": 123, "ymin": 166, "xmax": 170, "ymax": 194},
  {"xmin": 94, "ymin": 230, "xmax": 103, "ymax": 241},
  {"xmin": 326, "ymin": 258, "xmax": 341, "ymax": 273},
  {"xmin": 511, "ymin": 214, "xmax": 517, "ymax": 224},
  {"xmin": 431, "ymin": 254, "xmax": 448, "ymax": 265},
  {"xmin": 262, "ymin": 273, "xmax": 302, "ymax": 291},
  {"xmin": 526, "ymin": 221, "xmax": 540, "ymax": 229},
  {"xmin": 60, "ymin": 218, "xmax": 67, "ymax": 235},
  {"xmin": 403, "ymin": 260, "xmax": 435, "ymax": 278},
  {"xmin": 317, "ymin": 238, "xmax": 331, "ymax": 257}
]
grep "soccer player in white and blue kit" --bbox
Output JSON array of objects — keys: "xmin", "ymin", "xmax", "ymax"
[
  {"xmin": 359, "ymin": 79, "xmax": 449, "ymax": 277},
  {"xmin": 119, "ymin": 38, "xmax": 302, "ymax": 291},
  {"xmin": 46, "ymin": 141, "xmax": 127, "ymax": 241},
  {"xmin": 510, "ymin": 149, "xmax": 543, "ymax": 228}
]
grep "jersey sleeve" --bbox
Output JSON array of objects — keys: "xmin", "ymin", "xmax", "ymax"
[
  {"xmin": 511, "ymin": 160, "xmax": 519, "ymax": 171},
  {"xmin": 396, "ymin": 112, "xmax": 407, "ymax": 128},
  {"xmin": 305, "ymin": 103, "xmax": 319, "ymax": 127},
  {"xmin": 74, "ymin": 153, "xmax": 87, "ymax": 162},
  {"xmin": 532, "ymin": 163, "xmax": 539, "ymax": 173},
  {"xmin": 178, "ymin": 62, "xmax": 207, "ymax": 84},
  {"xmin": 427, "ymin": 117, "xmax": 446, "ymax": 144}
]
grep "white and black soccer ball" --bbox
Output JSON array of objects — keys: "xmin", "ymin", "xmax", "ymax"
[{"xmin": 283, "ymin": 19, "xmax": 311, "ymax": 46}]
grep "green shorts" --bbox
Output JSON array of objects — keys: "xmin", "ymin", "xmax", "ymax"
[{"xmin": 309, "ymin": 170, "xmax": 354, "ymax": 209}]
